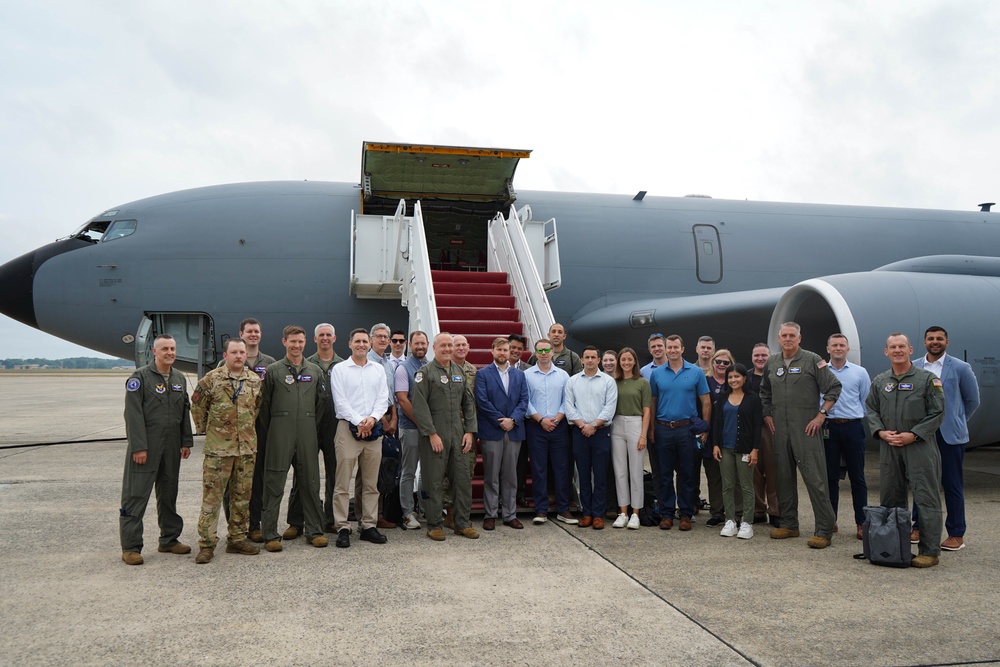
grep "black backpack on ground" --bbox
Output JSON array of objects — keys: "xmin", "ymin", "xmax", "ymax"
[
  {"xmin": 858, "ymin": 505, "xmax": 913, "ymax": 568},
  {"xmin": 378, "ymin": 455, "xmax": 403, "ymax": 525}
]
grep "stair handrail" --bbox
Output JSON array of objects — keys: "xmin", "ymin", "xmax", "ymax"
[
  {"xmin": 402, "ymin": 200, "xmax": 441, "ymax": 341},
  {"xmin": 487, "ymin": 206, "xmax": 554, "ymax": 347}
]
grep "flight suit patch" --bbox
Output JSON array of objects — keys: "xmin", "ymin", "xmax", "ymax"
[
  {"xmin": 898, "ymin": 383, "xmax": 913, "ymax": 391},
  {"xmin": 775, "ymin": 368, "xmax": 784, "ymax": 377},
  {"xmin": 414, "ymin": 372, "xmax": 423, "ymax": 383},
  {"xmin": 254, "ymin": 366, "xmax": 267, "ymax": 379},
  {"xmin": 440, "ymin": 375, "xmax": 449, "ymax": 384},
  {"xmin": 126, "ymin": 378, "xmax": 140, "ymax": 392},
  {"xmin": 816, "ymin": 360, "xmax": 828, "ymax": 369},
  {"xmin": 155, "ymin": 384, "xmax": 166, "ymax": 394},
  {"xmin": 285, "ymin": 375, "xmax": 295, "ymax": 385},
  {"xmin": 300, "ymin": 375, "xmax": 313, "ymax": 382},
  {"xmin": 451, "ymin": 375, "xmax": 463, "ymax": 383},
  {"xmin": 789, "ymin": 367, "xmax": 802, "ymax": 374},
  {"xmin": 171, "ymin": 384, "xmax": 183, "ymax": 391},
  {"xmin": 883, "ymin": 383, "xmax": 895, "ymax": 393}
]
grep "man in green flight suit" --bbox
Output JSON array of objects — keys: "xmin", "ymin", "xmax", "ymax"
[
  {"xmin": 760, "ymin": 322, "xmax": 842, "ymax": 549},
  {"xmin": 120, "ymin": 333, "xmax": 194, "ymax": 565},
  {"xmin": 412, "ymin": 332, "xmax": 479, "ymax": 541},
  {"xmin": 866, "ymin": 332, "xmax": 946, "ymax": 568},
  {"xmin": 190, "ymin": 337, "xmax": 263, "ymax": 564},
  {"xmin": 283, "ymin": 322, "xmax": 344, "ymax": 536},
  {"xmin": 259, "ymin": 325, "xmax": 330, "ymax": 551}
]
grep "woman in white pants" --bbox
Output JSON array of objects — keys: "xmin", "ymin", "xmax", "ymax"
[{"xmin": 610, "ymin": 347, "xmax": 652, "ymax": 529}]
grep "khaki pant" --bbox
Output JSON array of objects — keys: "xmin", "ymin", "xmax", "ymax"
[{"xmin": 333, "ymin": 421, "xmax": 382, "ymax": 531}]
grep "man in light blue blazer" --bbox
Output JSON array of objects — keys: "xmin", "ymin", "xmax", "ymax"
[
  {"xmin": 475, "ymin": 337, "xmax": 529, "ymax": 531},
  {"xmin": 912, "ymin": 326, "xmax": 981, "ymax": 551}
]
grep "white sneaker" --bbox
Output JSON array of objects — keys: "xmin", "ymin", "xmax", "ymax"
[
  {"xmin": 720, "ymin": 519, "xmax": 738, "ymax": 537},
  {"xmin": 402, "ymin": 513, "xmax": 422, "ymax": 531},
  {"xmin": 612, "ymin": 513, "xmax": 628, "ymax": 529},
  {"xmin": 627, "ymin": 513, "xmax": 640, "ymax": 530},
  {"xmin": 737, "ymin": 522, "xmax": 754, "ymax": 540}
]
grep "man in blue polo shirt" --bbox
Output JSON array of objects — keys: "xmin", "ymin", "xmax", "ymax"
[
  {"xmin": 821, "ymin": 334, "xmax": 871, "ymax": 541},
  {"xmin": 649, "ymin": 335, "xmax": 711, "ymax": 531}
]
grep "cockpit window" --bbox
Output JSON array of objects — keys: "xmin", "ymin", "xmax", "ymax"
[
  {"xmin": 103, "ymin": 219, "xmax": 137, "ymax": 241},
  {"xmin": 72, "ymin": 219, "xmax": 137, "ymax": 243}
]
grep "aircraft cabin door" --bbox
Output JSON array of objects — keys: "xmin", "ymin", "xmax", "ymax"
[
  {"xmin": 693, "ymin": 224, "xmax": 723, "ymax": 284},
  {"xmin": 133, "ymin": 312, "xmax": 216, "ymax": 376}
]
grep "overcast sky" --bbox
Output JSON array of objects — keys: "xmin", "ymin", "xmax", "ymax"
[{"xmin": 2, "ymin": 1, "xmax": 998, "ymax": 358}]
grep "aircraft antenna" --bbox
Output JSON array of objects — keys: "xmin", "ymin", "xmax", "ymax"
[{"xmin": 979, "ymin": 202, "xmax": 995, "ymax": 212}]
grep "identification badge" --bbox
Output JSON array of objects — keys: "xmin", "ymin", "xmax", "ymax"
[
  {"xmin": 775, "ymin": 368, "xmax": 784, "ymax": 377},
  {"xmin": 171, "ymin": 384, "xmax": 183, "ymax": 391},
  {"xmin": 285, "ymin": 375, "xmax": 295, "ymax": 385},
  {"xmin": 822, "ymin": 428, "xmax": 830, "ymax": 439},
  {"xmin": 899, "ymin": 383, "xmax": 913, "ymax": 391},
  {"xmin": 789, "ymin": 367, "xmax": 802, "ymax": 374},
  {"xmin": 884, "ymin": 383, "xmax": 895, "ymax": 393},
  {"xmin": 300, "ymin": 375, "xmax": 313, "ymax": 382},
  {"xmin": 155, "ymin": 384, "xmax": 166, "ymax": 394},
  {"xmin": 126, "ymin": 378, "xmax": 140, "ymax": 392}
]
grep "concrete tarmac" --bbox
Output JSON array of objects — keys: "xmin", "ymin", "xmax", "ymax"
[{"xmin": 1, "ymin": 373, "xmax": 999, "ymax": 666}]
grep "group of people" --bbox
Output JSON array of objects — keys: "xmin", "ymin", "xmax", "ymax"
[{"xmin": 119, "ymin": 319, "xmax": 978, "ymax": 570}]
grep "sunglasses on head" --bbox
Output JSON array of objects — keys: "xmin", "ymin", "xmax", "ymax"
[{"xmin": 648, "ymin": 333, "xmax": 665, "ymax": 341}]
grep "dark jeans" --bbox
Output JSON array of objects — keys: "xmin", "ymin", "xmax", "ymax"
[
  {"xmin": 527, "ymin": 421, "xmax": 571, "ymax": 514},
  {"xmin": 571, "ymin": 426, "xmax": 611, "ymax": 519},
  {"xmin": 653, "ymin": 423, "xmax": 697, "ymax": 519},
  {"xmin": 823, "ymin": 419, "xmax": 868, "ymax": 526},
  {"xmin": 913, "ymin": 432, "xmax": 966, "ymax": 537}
]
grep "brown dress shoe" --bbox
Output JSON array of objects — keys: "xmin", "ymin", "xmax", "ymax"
[
  {"xmin": 679, "ymin": 516, "xmax": 692, "ymax": 531},
  {"xmin": 910, "ymin": 528, "xmax": 919, "ymax": 544},
  {"xmin": 941, "ymin": 536, "xmax": 965, "ymax": 551},
  {"xmin": 578, "ymin": 516, "xmax": 593, "ymax": 528},
  {"xmin": 592, "ymin": 517, "xmax": 604, "ymax": 530},
  {"xmin": 282, "ymin": 525, "xmax": 302, "ymax": 540},
  {"xmin": 856, "ymin": 524, "xmax": 864, "ymax": 541},
  {"xmin": 659, "ymin": 517, "xmax": 673, "ymax": 530},
  {"xmin": 483, "ymin": 517, "xmax": 496, "ymax": 531},
  {"xmin": 504, "ymin": 519, "xmax": 524, "ymax": 529},
  {"xmin": 376, "ymin": 517, "xmax": 397, "ymax": 530}
]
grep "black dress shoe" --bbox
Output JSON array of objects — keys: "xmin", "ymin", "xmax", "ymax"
[
  {"xmin": 769, "ymin": 515, "xmax": 781, "ymax": 528},
  {"xmin": 360, "ymin": 527, "xmax": 388, "ymax": 544},
  {"xmin": 706, "ymin": 516, "xmax": 724, "ymax": 527},
  {"xmin": 336, "ymin": 529, "xmax": 350, "ymax": 549}
]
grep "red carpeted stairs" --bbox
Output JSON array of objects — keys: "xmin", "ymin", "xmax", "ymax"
[{"xmin": 431, "ymin": 270, "xmax": 530, "ymax": 512}]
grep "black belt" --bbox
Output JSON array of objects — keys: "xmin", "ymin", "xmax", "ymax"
[
  {"xmin": 826, "ymin": 418, "xmax": 861, "ymax": 424},
  {"xmin": 656, "ymin": 419, "xmax": 691, "ymax": 428}
]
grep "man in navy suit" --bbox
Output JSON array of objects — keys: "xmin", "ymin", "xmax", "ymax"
[
  {"xmin": 912, "ymin": 326, "xmax": 980, "ymax": 551},
  {"xmin": 475, "ymin": 337, "xmax": 530, "ymax": 530}
]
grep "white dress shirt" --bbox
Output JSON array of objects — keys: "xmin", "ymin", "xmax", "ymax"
[{"xmin": 331, "ymin": 356, "xmax": 390, "ymax": 425}]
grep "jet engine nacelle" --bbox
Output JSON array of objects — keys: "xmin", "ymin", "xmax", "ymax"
[{"xmin": 770, "ymin": 271, "xmax": 999, "ymax": 445}]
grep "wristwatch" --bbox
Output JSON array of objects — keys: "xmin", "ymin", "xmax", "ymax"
[{"xmin": 819, "ymin": 408, "xmax": 828, "ymax": 416}]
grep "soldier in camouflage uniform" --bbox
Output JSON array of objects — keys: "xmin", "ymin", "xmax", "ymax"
[
  {"xmin": 120, "ymin": 334, "xmax": 193, "ymax": 566},
  {"xmin": 412, "ymin": 333, "xmax": 479, "ymax": 541},
  {"xmin": 190, "ymin": 338, "xmax": 263, "ymax": 564}
]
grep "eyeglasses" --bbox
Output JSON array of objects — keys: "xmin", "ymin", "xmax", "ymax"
[
  {"xmin": 390, "ymin": 339, "xmax": 406, "ymax": 344},
  {"xmin": 536, "ymin": 348, "xmax": 552, "ymax": 354},
  {"xmin": 714, "ymin": 359, "xmax": 731, "ymax": 366}
]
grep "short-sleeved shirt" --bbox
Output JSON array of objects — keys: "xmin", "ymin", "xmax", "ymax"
[
  {"xmin": 615, "ymin": 377, "xmax": 652, "ymax": 417},
  {"xmin": 649, "ymin": 361, "xmax": 710, "ymax": 422}
]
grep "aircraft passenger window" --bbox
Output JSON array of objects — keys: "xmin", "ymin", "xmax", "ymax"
[
  {"xmin": 701, "ymin": 242, "xmax": 714, "ymax": 256},
  {"xmin": 103, "ymin": 219, "xmax": 137, "ymax": 241}
]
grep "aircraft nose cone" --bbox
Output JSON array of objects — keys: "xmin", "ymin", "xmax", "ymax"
[{"xmin": 0, "ymin": 250, "xmax": 38, "ymax": 329}]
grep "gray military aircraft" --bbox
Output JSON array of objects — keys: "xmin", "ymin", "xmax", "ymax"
[{"xmin": 1, "ymin": 142, "xmax": 997, "ymax": 444}]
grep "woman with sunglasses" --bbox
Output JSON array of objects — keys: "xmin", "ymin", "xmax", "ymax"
[
  {"xmin": 702, "ymin": 349, "xmax": 736, "ymax": 527},
  {"xmin": 610, "ymin": 347, "xmax": 651, "ymax": 529},
  {"xmin": 711, "ymin": 363, "xmax": 761, "ymax": 539}
]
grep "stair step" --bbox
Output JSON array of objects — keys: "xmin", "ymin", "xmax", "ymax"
[
  {"xmin": 437, "ymin": 306, "xmax": 519, "ymax": 321},
  {"xmin": 466, "ymin": 350, "xmax": 495, "ymax": 366},
  {"xmin": 440, "ymin": 320, "xmax": 523, "ymax": 335},
  {"xmin": 434, "ymin": 282, "xmax": 511, "ymax": 296},
  {"xmin": 437, "ymin": 294, "xmax": 515, "ymax": 309},
  {"xmin": 432, "ymin": 270, "xmax": 508, "ymax": 284}
]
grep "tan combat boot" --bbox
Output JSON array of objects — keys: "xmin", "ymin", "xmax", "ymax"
[
  {"xmin": 121, "ymin": 551, "xmax": 143, "ymax": 566},
  {"xmin": 195, "ymin": 547, "xmax": 214, "ymax": 564}
]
